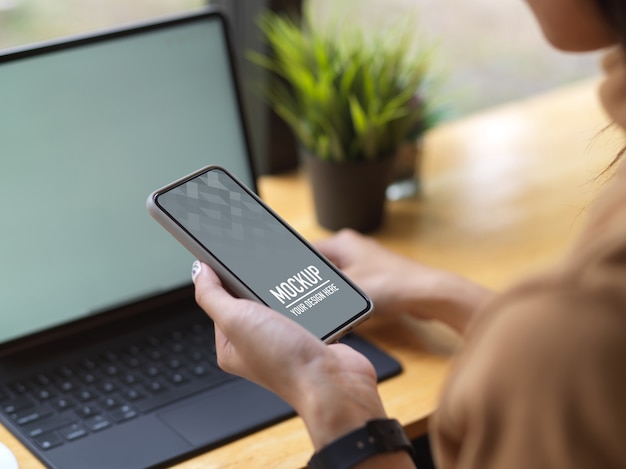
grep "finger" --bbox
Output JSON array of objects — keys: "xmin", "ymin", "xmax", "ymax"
[{"xmin": 314, "ymin": 232, "xmax": 353, "ymax": 267}]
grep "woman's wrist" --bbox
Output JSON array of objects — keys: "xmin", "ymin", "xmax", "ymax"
[
  {"xmin": 300, "ymin": 389, "xmax": 387, "ymax": 451},
  {"xmin": 291, "ymin": 348, "xmax": 387, "ymax": 450}
]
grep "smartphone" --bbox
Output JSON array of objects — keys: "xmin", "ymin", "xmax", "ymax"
[{"xmin": 146, "ymin": 165, "xmax": 373, "ymax": 343}]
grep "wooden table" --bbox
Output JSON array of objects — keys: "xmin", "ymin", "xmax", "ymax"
[{"xmin": 2, "ymin": 78, "xmax": 619, "ymax": 468}]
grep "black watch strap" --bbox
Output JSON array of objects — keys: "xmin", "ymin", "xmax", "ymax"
[{"xmin": 308, "ymin": 419, "xmax": 414, "ymax": 469}]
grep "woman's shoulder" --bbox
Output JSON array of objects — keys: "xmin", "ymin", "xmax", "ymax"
[
  {"xmin": 431, "ymin": 161, "xmax": 626, "ymax": 469},
  {"xmin": 433, "ymin": 278, "xmax": 626, "ymax": 469}
]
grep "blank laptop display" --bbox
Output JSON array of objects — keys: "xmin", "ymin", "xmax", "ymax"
[{"xmin": 0, "ymin": 8, "xmax": 401, "ymax": 469}]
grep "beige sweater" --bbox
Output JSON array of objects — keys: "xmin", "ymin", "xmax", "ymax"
[{"xmin": 432, "ymin": 159, "xmax": 626, "ymax": 468}]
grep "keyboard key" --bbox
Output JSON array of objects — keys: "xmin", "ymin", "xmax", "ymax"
[
  {"xmin": 34, "ymin": 388, "xmax": 56, "ymax": 401},
  {"xmin": 101, "ymin": 351, "xmax": 119, "ymax": 363},
  {"xmin": 11, "ymin": 403, "xmax": 53, "ymax": 425},
  {"xmin": 169, "ymin": 342, "xmax": 185, "ymax": 353},
  {"xmin": 121, "ymin": 373, "xmax": 139, "ymax": 385},
  {"xmin": 76, "ymin": 403, "xmax": 101, "ymax": 419},
  {"xmin": 124, "ymin": 356, "xmax": 142, "ymax": 368},
  {"xmin": 188, "ymin": 350, "xmax": 206, "ymax": 362},
  {"xmin": 144, "ymin": 365, "xmax": 161, "ymax": 377},
  {"xmin": 85, "ymin": 414, "xmax": 111, "ymax": 432},
  {"xmin": 80, "ymin": 358, "xmax": 97, "ymax": 371},
  {"xmin": 101, "ymin": 396, "xmax": 125, "ymax": 409},
  {"xmin": 23, "ymin": 413, "xmax": 76, "ymax": 437},
  {"xmin": 34, "ymin": 431, "xmax": 64, "ymax": 450},
  {"xmin": 109, "ymin": 405, "xmax": 137, "ymax": 423},
  {"xmin": 146, "ymin": 379, "xmax": 167, "ymax": 393},
  {"xmin": 56, "ymin": 366, "xmax": 74, "ymax": 379},
  {"xmin": 56, "ymin": 380, "xmax": 74, "ymax": 392},
  {"xmin": 2, "ymin": 396, "xmax": 34, "ymax": 414},
  {"xmin": 34, "ymin": 374, "xmax": 52, "ymax": 386},
  {"xmin": 53, "ymin": 396, "xmax": 77, "ymax": 411},
  {"xmin": 103, "ymin": 365, "xmax": 119, "ymax": 376},
  {"xmin": 167, "ymin": 358, "xmax": 182, "ymax": 369},
  {"xmin": 59, "ymin": 422, "xmax": 88, "ymax": 441},
  {"xmin": 167, "ymin": 372, "xmax": 188, "ymax": 385},
  {"xmin": 146, "ymin": 336, "xmax": 161, "ymax": 347},
  {"xmin": 123, "ymin": 387, "xmax": 146, "ymax": 402},
  {"xmin": 75, "ymin": 389, "xmax": 95, "ymax": 402},
  {"xmin": 126, "ymin": 345, "xmax": 141, "ymax": 356},
  {"xmin": 147, "ymin": 349, "xmax": 163, "ymax": 361},
  {"xmin": 169, "ymin": 330, "xmax": 184, "ymax": 342},
  {"xmin": 9, "ymin": 380, "xmax": 32, "ymax": 395},
  {"xmin": 190, "ymin": 323, "xmax": 206, "ymax": 335},
  {"xmin": 99, "ymin": 381, "xmax": 117, "ymax": 394},
  {"xmin": 79, "ymin": 372, "xmax": 98, "ymax": 385},
  {"xmin": 191, "ymin": 364, "xmax": 208, "ymax": 376}
]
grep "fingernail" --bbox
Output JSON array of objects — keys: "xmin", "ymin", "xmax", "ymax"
[{"xmin": 191, "ymin": 260, "xmax": 202, "ymax": 283}]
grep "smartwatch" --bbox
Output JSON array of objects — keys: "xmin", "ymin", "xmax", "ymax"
[{"xmin": 308, "ymin": 418, "xmax": 414, "ymax": 469}]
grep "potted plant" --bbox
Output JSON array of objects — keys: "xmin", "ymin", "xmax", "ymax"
[{"xmin": 249, "ymin": 3, "xmax": 443, "ymax": 232}]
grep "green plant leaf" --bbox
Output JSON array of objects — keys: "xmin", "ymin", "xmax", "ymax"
[{"xmin": 248, "ymin": 2, "xmax": 447, "ymax": 163}]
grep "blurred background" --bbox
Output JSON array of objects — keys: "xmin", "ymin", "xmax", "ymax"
[
  {"xmin": 0, "ymin": 0, "xmax": 603, "ymax": 172},
  {"xmin": 0, "ymin": 0, "xmax": 602, "ymax": 116}
]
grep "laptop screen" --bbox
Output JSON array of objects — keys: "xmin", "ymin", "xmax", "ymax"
[{"xmin": 0, "ymin": 11, "xmax": 255, "ymax": 345}]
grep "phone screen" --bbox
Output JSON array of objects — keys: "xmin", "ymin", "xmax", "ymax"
[{"xmin": 152, "ymin": 167, "xmax": 371, "ymax": 340}]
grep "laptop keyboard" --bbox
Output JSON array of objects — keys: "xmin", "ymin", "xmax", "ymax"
[{"xmin": 0, "ymin": 320, "xmax": 236, "ymax": 451}]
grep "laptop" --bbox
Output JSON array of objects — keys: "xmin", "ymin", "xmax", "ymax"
[{"xmin": 0, "ymin": 8, "xmax": 402, "ymax": 469}]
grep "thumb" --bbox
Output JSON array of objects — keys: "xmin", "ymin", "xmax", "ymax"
[{"xmin": 191, "ymin": 260, "xmax": 236, "ymax": 324}]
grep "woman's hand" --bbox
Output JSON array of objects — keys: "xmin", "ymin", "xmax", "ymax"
[
  {"xmin": 315, "ymin": 229, "xmax": 494, "ymax": 334},
  {"xmin": 191, "ymin": 261, "xmax": 388, "ymax": 450}
]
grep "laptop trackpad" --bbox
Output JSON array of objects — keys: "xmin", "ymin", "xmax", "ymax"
[{"xmin": 158, "ymin": 380, "xmax": 293, "ymax": 446}]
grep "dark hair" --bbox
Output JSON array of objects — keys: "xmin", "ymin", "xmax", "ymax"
[
  {"xmin": 595, "ymin": 0, "xmax": 626, "ymax": 46},
  {"xmin": 593, "ymin": 0, "xmax": 626, "ymax": 175}
]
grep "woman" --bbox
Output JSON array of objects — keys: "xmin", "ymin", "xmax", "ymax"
[{"xmin": 191, "ymin": 0, "xmax": 626, "ymax": 467}]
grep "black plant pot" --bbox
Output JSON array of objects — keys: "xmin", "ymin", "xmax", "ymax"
[{"xmin": 303, "ymin": 152, "xmax": 395, "ymax": 233}]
